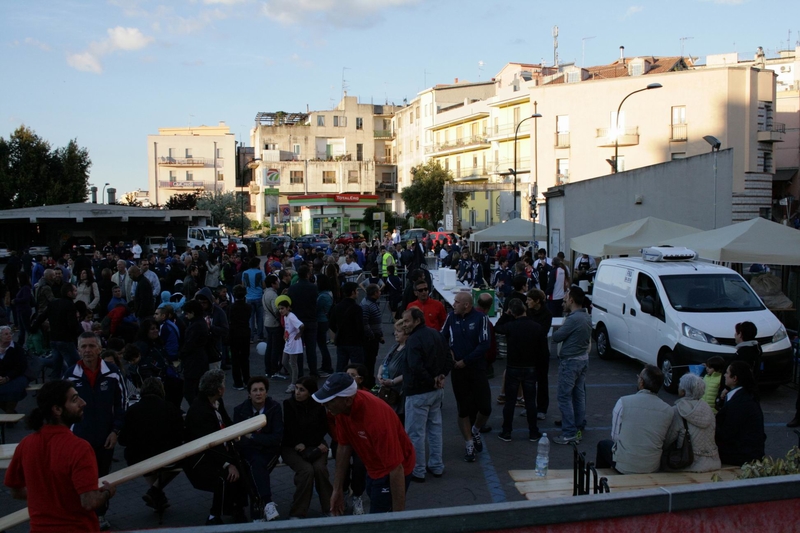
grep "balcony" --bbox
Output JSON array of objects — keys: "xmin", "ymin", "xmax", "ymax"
[
  {"xmin": 374, "ymin": 129, "xmax": 394, "ymax": 139},
  {"xmin": 159, "ymin": 180, "xmax": 205, "ymax": 189},
  {"xmin": 555, "ymin": 132, "xmax": 570, "ymax": 148},
  {"xmin": 376, "ymin": 181, "xmax": 397, "ymax": 192},
  {"xmin": 488, "ymin": 157, "xmax": 530, "ymax": 174},
  {"xmin": 670, "ymin": 124, "xmax": 688, "ymax": 141},
  {"xmin": 757, "ymin": 122, "xmax": 785, "ymax": 143},
  {"xmin": 375, "ymin": 155, "xmax": 396, "ymax": 164},
  {"xmin": 451, "ymin": 167, "xmax": 491, "ymax": 182},
  {"xmin": 487, "ymin": 123, "xmax": 531, "ymax": 141},
  {"xmin": 596, "ymin": 127, "xmax": 639, "ymax": 147},
  {"xmin": 556, "ymin": 173, "xmax": 569, "ymax": 185},
  {"xmin": 158, "ymin": 156, "xmax": 207, "ymax": 167},
  {"xmin": 425, "ymin": 135, "xmax": 490, "ymax": 155}
]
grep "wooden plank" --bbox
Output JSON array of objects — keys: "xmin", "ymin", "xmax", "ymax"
[
  {"xmin": 26, "ymin": 384, "xmax": 43, "ymax": 392},
  {"xmin": 510, "ymin": 468, "xmax": 616, "ymax": 482},
  {"xmin": 0, "ymin": 443, "xmax": 18, "ymax": 460},
  {"xmin": 0, "ymin": 414, "xmax": 25, "ymax": 424},
  {"xmin": 0, "ymin": 414, "xmax": 266, "ymax": 531}
]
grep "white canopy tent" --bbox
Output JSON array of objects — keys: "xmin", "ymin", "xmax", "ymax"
[
  {"xmin": 469, "ymin": 218, "xmax": 548, "ymax": 243},
  {"xmin": 660, "ymin": 217, "xmax": 800, "ymax": 265},
  {"xmin": 570, "ymin": 217, "xmax": 702, "ymax": 257}
]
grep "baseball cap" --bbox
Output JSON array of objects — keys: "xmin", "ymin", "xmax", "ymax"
[{"xmin": 312, "ymin": 373, "xmax": 357, "ymax": 404}]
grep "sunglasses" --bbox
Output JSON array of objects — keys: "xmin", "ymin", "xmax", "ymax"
[{"xmin": 416, "ymin": 287, "xmax": 429, "ymax": 292}]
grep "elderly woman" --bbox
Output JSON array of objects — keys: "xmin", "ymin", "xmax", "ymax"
[
  {"xmin": 670, "ymin": 373, "xmax": 721, "ymax": 472},
  {"xmin": 0, "ymin": 326, "xmax": 27, "ymax": 413},
  {"xmin": 377, "ymin": 321, "xmax": 408, "ymax": 422},
  {"xmin": 716, "ymin": 361, "xmax": 766, "ymax": 466},
  {"xmin": 183, "ymin": 369, "xmax": 249, "ymax": 525}
]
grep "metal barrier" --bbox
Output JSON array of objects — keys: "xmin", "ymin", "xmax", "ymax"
[{"xmin": 572, "ymin": 442, "xmax": 609, "ymax": 496}]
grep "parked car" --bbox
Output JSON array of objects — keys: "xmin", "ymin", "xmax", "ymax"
[
  {"xmin": 142, "ymin": 236, "xmax": 167, "ymax": 256},
  {"xmin": 0, "ymin": 243, "xmax": 9, "ymax": 262},
  {"xmin": 428, "ymin": 231, "xmax": 461, "ymax": 245},
  {"xmin": 227, "ymin": 236, "xmax": 248, "ymax": 253},
  {"xmin": 27, "ymin": 245, "xmax": 51, "ymax": 257},
  {"xmin": 401, "ymin": 228, "xmax": 428, "ymax": 243},
  {"xmin": 335, "ymin": 232, "xmax": 365, "ymax": 246},
  {"xmin": 295, "ymin": 234, "xmax": 331, "ymax": 251},
  {"xmin": 264, "ymin": 234, "xmax": 293, "ymax": 249}
]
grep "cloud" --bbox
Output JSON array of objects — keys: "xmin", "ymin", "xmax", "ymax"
[
  {"xmin": 623, "ymin": 5, "xmax": 643, "ymax": 18},
  {"xmin": 182, "ymin": 59, "xmax": 206, "ymax": 67},
  {"xmin": 67, "ymin": 26, "xmax": 153, "ymax": 74},
  {"xmin": 261, "ymin": 0, "xmax": 421, "ymax": 28},
  {"xmin": 509, "ymin": 38, "xmax": 526, "ymax": 46},
  {"xmin": 701, "ymin": 0, "xmax": 745, "ymax": 3},
  {"xmin": 289, "ymin": 53, "xmax": 313, "ymax": 68},
  {"xmin": 204, "ymin": 0, "xmax": 249, "ymax": 4},
  {"xmin": 24, "ymin": 38, "xmax": 51, "ymax": 52},
  {"xmin": 168, "ymin": 9, "xmax": 228, "ymax": 35}
]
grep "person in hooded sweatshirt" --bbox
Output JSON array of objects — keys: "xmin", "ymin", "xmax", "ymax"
[
  {"xmin": 158, "ymin": 289, "xmax": 185, "ymax": 312},
  {"xmin": 670, "ymin": 373, "xmax": 721, "ymax": 472}
]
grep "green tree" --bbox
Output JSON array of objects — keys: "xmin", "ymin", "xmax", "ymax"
[
  {"xmin": 164, "ymin": 192, "xmax": 200, "ymax": 210},
  {"xmin": 196, "ymin": 191, "xmax": 248, "ymax": 233},
  {"xmin": 0, "ymin": 126, "xmax": 91, "ymax": 209},
  {"xmin": 400, "ymin": 161, "xmax": 468, "ymax": 227},
  {"xmin": 117, "ymin": 191, "xmax": 143, "ymax": 207}
]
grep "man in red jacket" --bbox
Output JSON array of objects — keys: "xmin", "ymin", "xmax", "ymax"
[{"xmin": 406, "ymin": 279, "xmax": 447, "ymax": 332}]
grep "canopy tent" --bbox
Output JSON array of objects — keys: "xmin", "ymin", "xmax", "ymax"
[
  {"xmin": 570, "ymin": 217, "xmax": 702, "ymax": 257},
  {"xmin": 660, "ymin": 217, "xmax": 800, "ymax": 265},
  {"xmin": 469, "ymin": 218, "xmax": 548, "ymax": 243}
]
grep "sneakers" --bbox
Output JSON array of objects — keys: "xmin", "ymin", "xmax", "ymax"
[
  {"xmin": 553, "ymin": 434, "xmax": 581, "ymax": 445},
  {"xmin": 537, "ymin": 412, "xmax": 546, "ymax": 420},
  {"xmin": 352, "ymin": 495, "xmax": 365, "ymax": 515},
  {"xmin": 271, "ymin": 373, "xmax": 288, "ymax": 380},
  {"xmin": 464, "ymin": 443, "xmax": 476, "ymax": 462},
  {"xmin": 515, "ymin": 397, "xmax": 525, "ymax": 408},
  {"xmin": 233, "ymin": 385, "xmax": 246, "ymax": 391},
  {"xmin": 99, "ymin": 515, "xmax": 111, "ymax": 531},
  {"xmin": 285, "ymin": 385, "xmax": 295, "ymax": 394},
  {"xmin": 496, "ymin": 395, "xmax": 506, "ymax": 405},
  {"xmin": 472, "ymin": 432, "xmax": 483, "ymax": 453},
  {"xmin": 206, "ymin": 515, "xmax": 224, "ymax": 525},
  {"xmin": 519, "ymin": 409, "xmax": 527, "ymax": 417},
  {"xmin": 498, "ymin": 432, "xmax": 512, "ymax": 442},
  {"xmin": 529, "ymin": 431, "xmax": 543, "ymax": 441},
  {"xmin": 576, "ymin": 430, "xmax": 582, "ymax": 441},
  {"xmin": 143, "ymin": 486, "xmax": 170, "ymax": 512},
  {"xmin": 264, "ymin": 502, "xmax": 279, "ymax": 521}
]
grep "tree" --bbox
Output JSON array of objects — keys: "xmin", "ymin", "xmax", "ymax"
[
  {"xmin": 400, "ymin": 161, "xmax": 468, "ymax": 227},
  {"xmin": 117, "ymin": 192, "xmax": 143, "ymax": 207},
  {"xmin": 164, "ymin": 192, "xmax": 200, "ymax": 210},
  {"xmin": 196, "ymin": 191, "xmax": 248, "ymax": 233},
  {"xmin": 0, "ymin": 126, "xmax": 91, "ymax": 209}
]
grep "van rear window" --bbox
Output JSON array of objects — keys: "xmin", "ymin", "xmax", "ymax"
[{"xmin": 659, "ymin": 274, "xmax": 764, "ymax": 312}]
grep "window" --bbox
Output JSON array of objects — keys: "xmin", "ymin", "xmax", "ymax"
[
  {"xmin": 293, "ymin": 206, "xmax": 302, "ymax": 214},
  {"xmin": 473, "ymin": 155, "xmax": 478, "ymax": 168},
  {"xmin": 168, "ymin": 148, "xmax": 175, "ymax": 158},
  {"xmin": 333, "ymin": 116, "xmax": 346, "ymax": 127},
  {"xmin": 671, "ymin": 106, "xmax": 687, "ymax": 141},
  {"xmin": 290, "ymin": 171, "xmax": 304, "ymax": 184},
  {"xmin": 348, "ymin": 170, "xmax": 359, "ymax": 184},
  {"xmin": 356, "ymin": 117, "xmax": 363, "ymax": 130},
  {"xmin": 216, "ymin": 148, "xmax": 223, "ymax": 158},
  {"xmin": 494, "ymin": 117, "xmax": 499, "ymax": 135},
  {"xmin": 471, "ymin": 192, "xmax": 475, "ymax": 200},
  {"xmin": 636, "ymin": 273, "xmax": 664, "ymax": 320},
  {"xmin": 485, "ymin": 191, "xmax": 489, "ymax": 200},
  {"xmin": 416, "ymin": 107, "xmax": 420, "ymax": 120},
  {"xmin": 323, "ymin": 171, "xmax": 336, "ymax": 184},
  {"xmin": 186, "ymin": 171, "xmax": 193, "ymax": 181},
  {"xmin": 456, "ymin": 126, "xmax": 463, "ymax": 142},
  {"xmin": 382, "ymin": 172, "xmax": 392, "ymax": 183},
  {"xmin": 317, "ymin": 115, "xmax": 325, "ymax": 126},
  {"xmin": 293, "ymin": 144, "xmax": 301, "ymax": 156},
  {"xmin": 356, "ymin": 144, "xmax": 363, "ymax": 162},
  {"xmin": 264, "ymin": 143, "xmax": 277, "ymax": 150},
  {"xmin": 485, "ymin": 209, "xmax": 490, "ymax": 224},
  {"xmin": 615, "ymin": 156, "xmax": 625, "ymax": 172},
  {"xmin": 185, "ymin": 148, "xmax": 192, "ymax": 158},
  {"xmin": 513, "ymin": 107, "xmax": 521, "ymax": 127},
  {"xmin": 556, "ymin": 115, "xmax": 570, "ymax": 147},
  {"xmin": 217, "ymin": 172, "xmax": 224, "ymax": 181},
  {"xmin": 470, "ymin": 210, "xmax": 476, "ymax": 227},
  {"xmin": 169, "ymin": 170, "xmax": 176, "ymax": 180},
  {"xmin": 409, "ymin": 113, "xmax": 413, "ymax": 125},
  {"xmin": 444, "ymin": 159, "xmax": 449, "ymax": 171},
  {"xmin": 671, "ymin": 152, "xmax": 687, "ymax": 160},
  {"xmin": 556, "ymin": 159, "xmax": 569, "ymax": 183}
]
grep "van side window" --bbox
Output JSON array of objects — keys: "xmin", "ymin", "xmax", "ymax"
[{"xmin": 636, "ymin": 273, "xmax": 664, "ymax": 320}]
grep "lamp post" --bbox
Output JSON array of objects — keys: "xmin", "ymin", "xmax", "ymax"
[
  {"xmin": 509, "ymin": 113, "xmax": 542, "ymax": 218},
  {"xmin": 704, "ymin": 135, "xmax": 722, "ymax": 228},
  {"xmin": 101, "ymin": 182, "xmax": 110, "ymax": 205},
  {"xmin": 612, "ymin": 83, "xmax": 662, "ymax": 173}
]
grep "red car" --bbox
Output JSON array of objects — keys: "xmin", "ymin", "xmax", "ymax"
[
  {"xmin": 335, "ymin": 232, "xmax": 366, "ymax": 246},
  {"xmin": 428, "ymin": 231, "xmax": 461, "ymax": 245}
]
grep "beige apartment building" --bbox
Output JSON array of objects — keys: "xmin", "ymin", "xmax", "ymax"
[
  {"xmin": 427, "ymin": 52, "xmax": 782, "ymax": 229},
  {"xmin": 249, "ymin": 96, "xmax": 399, "ymax": 233},
  {"xmin": 146, "ymin": 123, "xmax": 237, "ymax": 207}
]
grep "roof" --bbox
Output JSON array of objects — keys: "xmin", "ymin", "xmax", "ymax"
[
  {"xmin": 600, "ymin": 257, "xmax": 733, "ymax": 275},
  {"xmin": 543, "ymin": 56, "xmax": 692, "ymax": 85},
  {"xmin": 774, "ymin": 168, "xmax": 798, "ymax": 182},
  {"xmin": 0, "ymin": 203, "xmax": 210, "ymax": 223}
]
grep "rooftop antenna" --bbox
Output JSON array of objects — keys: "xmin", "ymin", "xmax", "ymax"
[
  {"xmin": 788, "ymin": 29, "xmax": 792, "ymax": 51},
  {"xmin": 553, "ymin": 26, "xmax": 559, "ymax": 67},
  {"xmin": 680, "ymin": 36, "xmax": 694, "ymax": 58},
  {"xmin": 581, "ymin": 36, "xmax": 595, "ymax": 67},
  {"xmin": 478, "ymin": 60, "xmax": 485, "ymax": 80},
  {"xmin": 188, "ymin": 114, "xmax": 194, "ymax": 129},
  {"xmin": 341, "ymin": 66, "xmax": 350, "ymax": 100}
]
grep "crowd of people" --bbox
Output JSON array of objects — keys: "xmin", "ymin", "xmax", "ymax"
[{"xmin": 0, "ymin": 234, "xmax": 788, "ymax": 531}]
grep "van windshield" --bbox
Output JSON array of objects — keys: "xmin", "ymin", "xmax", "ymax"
[
  {"xmin": 203, "ymin": 228, "xmax": 225, "ymax": 239},
  {"xmin": 659, "ymin": 274, "xmax": 765, "ymax": 313}
]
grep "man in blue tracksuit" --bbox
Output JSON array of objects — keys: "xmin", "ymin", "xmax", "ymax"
[
  {"xmin": 65, "ymin": 332, "xmax": 127, "ymax": 528},
  {"xmin": 442, "ymin": 292, "xmax": 491, "ymax": 463}
]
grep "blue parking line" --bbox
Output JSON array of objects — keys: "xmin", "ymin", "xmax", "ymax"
[{"xmin": 477, "ymin": 442, "xmax": 507, "ymax": 503}]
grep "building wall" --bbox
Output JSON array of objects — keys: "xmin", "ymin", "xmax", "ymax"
[
  {"xmin": 545, "ymin": 150, "xmax": 734, "ymax": 260},
  {"xmin": 147, "ymin": 123, "xmax": 237, "ymax": 207}
]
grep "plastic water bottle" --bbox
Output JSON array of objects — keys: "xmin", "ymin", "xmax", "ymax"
[{"xmin": 535, "ymin": 433, "xmax": 550, "ymax": 477}]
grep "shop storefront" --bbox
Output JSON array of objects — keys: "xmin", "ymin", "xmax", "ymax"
[{"xmin": 286, "ymin": 194, "xmax": 378, "ymax": 236}]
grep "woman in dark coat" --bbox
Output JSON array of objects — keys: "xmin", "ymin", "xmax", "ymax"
[
  {"xmin": 281, "ymin": 377, "xmax": 332, "ymax": 519},
  {"xmin": 715, "ymin": 361, "xmax": 766, "ymax": 466},
  {"xmin": 180, "ymin": 299, "xmax": 210, "ymax": 406},
  {"xmin": 0, "ymin": 326, "xmax": 27, "ymax": 412}
]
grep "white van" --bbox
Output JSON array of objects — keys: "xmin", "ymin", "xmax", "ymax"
[{"xmin": 591, "ymin": 247, "xmax": 793, "ymax": 393}]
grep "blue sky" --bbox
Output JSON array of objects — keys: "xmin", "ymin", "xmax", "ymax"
[{"xmin": 2, "ymin": 0, "xmax": 797, "ymax": 196}]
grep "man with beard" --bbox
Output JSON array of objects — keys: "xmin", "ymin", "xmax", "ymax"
[{"xmin": 5, "ymin": 380, "xmax": 117, "ymax": 532}]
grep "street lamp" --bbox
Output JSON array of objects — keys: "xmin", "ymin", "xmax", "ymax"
[
  {"xmin": 101, "ymin": 182, "xmax": 110, "ymax": 205},
  {"xmin": 612, "ymin": 82, "xmax": 662, "ymax": 173},
  {"xmin": 704, "ymin": 135, "xmax": 722, "ymax": 228},
  {"xmin": 509, "ymin": 113, "xmax": 542, "ymax": 218}
]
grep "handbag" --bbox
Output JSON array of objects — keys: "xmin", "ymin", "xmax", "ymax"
[
  {"xmin": 664, "ymin": 417, "xmax": 694, "ymax": 469},
  {"xmin": 377, "ymin": 385, "xmax": 400, "ymax": 406}
]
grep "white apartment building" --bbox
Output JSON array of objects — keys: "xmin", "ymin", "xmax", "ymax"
[{"xmin": 146, "ymin": 122, "xmax": 237, "ymax": 207}]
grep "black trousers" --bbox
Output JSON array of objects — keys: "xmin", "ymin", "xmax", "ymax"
[{"xmin": 230, "ymin": 341, "xmax": 251, "ymax": 388}]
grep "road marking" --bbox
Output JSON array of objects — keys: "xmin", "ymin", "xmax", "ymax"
[{"xmin": 477, "ymin": 442, "xmax": 506, "ymax": 503}]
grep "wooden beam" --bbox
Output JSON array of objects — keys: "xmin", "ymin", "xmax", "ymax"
[{"xmin": 0, "ymin": 414, "xmax": 266, "ymax": 530}]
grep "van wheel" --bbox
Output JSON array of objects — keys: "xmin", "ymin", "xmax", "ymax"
[
  {"xmin": 595, "ymin": 325, "xmax": 614, "ymax": 360},
  {"xmin": 660, "ymin": 350, "xmax": 682, "ymax": 394}
]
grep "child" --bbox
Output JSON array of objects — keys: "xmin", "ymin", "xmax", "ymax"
[
  {"xmin": 277, "ymin": 295, "xmax": 304, "ymax": 394},
  {"xmin": 702, "ymin": 356, "xmax": 726, "ymax": 413}
]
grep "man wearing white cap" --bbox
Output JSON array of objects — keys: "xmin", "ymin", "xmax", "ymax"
[{"xmin": 314, "ymin": 373, "xmax": 415, "ymax": 514}]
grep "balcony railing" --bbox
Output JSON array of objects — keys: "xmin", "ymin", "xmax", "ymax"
[
  {"xmin": 765, "ymin": 122, "xmax": 786, "ymax": 133},
  {"xmin": 158, "ymin": 156, "xmax": 207, "ymax": 166},
  {"xmin": 488, "ymin": 157, "xmax": 531, "ymax": 173},
  {"xmin": 555, "ymin": 132, "xmax": 570, "ymax": 148},
  {"xmin": 489, "ymin": 123, "xmax": 531, "ymax": 139},
  {"xmin": 159, "ymin": 180, "xmax": 205, "ymax": 189},
  {"xmin": 670, "ymin": 124, "xmax": 688, "ymax": 141},
  {"xmin": 374, "ymin": 129, "xmax": 394, "ymax": 139},
  {"xmin": 452, "ymin": 167, "xmax": 491, "ymax": 180},
  {"xmin": 556, "ymin": 173, "xmax": 569, "ymax": 185},
  {"xmin": 596, "ymin": 127, "xmax": 639, "ymax": 147},
  {"xmin": 425, "ymin": 135, "xmax": 489, "ymax": 154},
  {"xmin": 757, "ymin": 122, "xmax": 785, "ymax": 143},
  {"xmin": 375, "ymin": 155, "xmax": 396, "ymax": 164}
]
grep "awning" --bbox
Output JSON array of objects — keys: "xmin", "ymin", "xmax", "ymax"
[{"xmin": 773, "ymin": 168, "xmax": 798, "ymax": 182}]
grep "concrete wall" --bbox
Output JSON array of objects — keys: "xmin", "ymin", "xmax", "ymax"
[{"xmin": 545, "ymin": 149, "xmax": 733, "ymax": 259}]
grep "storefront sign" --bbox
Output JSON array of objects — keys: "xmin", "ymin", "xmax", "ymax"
[{"xmin": 334, "ymin": 194, "xmax": 360, "ymax": 203}]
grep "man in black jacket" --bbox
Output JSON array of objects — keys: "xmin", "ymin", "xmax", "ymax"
[
  {"xmin": 233, "ymin": 376, "xmax": 284, "ymax": 521},
  {"xmin": 39, "ymin": 283, "xmax": 81, "ymax": 379},
  {"xmin": 195, "ymin": 287, "xmax": 230, "ymax": 371},
  {"xmin": 494, "ymin": 299, "xmax": 547, "ymax": 442},
  {"xmin": 329, "ymin": 282, "xmax": 364, "ymax": 372},
  {"xmin": 401, "ymin": 307, "xmax": 452, "ymax": 481},
  {"xmin": 288, "ymin": 265, "xmax": 319, "ymax": 377},
  {"xmin": 129, "ymin": 265, "xmax": 154, "ymax": 321}
]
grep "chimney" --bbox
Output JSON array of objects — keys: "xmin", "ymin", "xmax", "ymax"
[
  {"xmin": 620, "ymin": 46, "xmax": 626, "ymax": 65},
  {"xmin": 454, "ymin": 77, "xmax": 459, "ymax": 84},
  {"xmin": 107, "ymin": 188, "xmax": 117, "ymax": 205},
  {"xmin": 90, "ymin": 186, "xmax": 98, "ymax": 204}
]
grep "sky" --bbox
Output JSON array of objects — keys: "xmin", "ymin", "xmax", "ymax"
[{"xmin": 2, "ymin": 0, "xmax": 798, "ymax": 196}]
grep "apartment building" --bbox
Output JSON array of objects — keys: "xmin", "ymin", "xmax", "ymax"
[
  {"xmin": 146, "ymin": 122, "xmax": 237, "ymax": 207},
  {"xmin": 249, "ymin": 96, "xmax": 399, "ymax": 234},
  {"xmin": 428, "ymin": 51, "xmax": 782, "ymax": 229}
]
